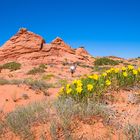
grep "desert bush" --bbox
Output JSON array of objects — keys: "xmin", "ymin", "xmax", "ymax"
[
  {"xmin": 124, "ymin": 123, "xmax": 140, "ymax": 140},
  {"xmin": 23, "ymin": 79, "xmax": 52, "ymax": 91},
  {"xmin": 42, "ymin": 74, "xmax": 54, "ymax": 80},
  {"xmin": 2, "ymin": 62, "xmax": 21, "ymax": 71},
  {"xmin": 9, "ymin": 79, "xmax": 23, "ymax": 85},
  {"xmin": 39, "ymin": 64, "xmax": 47, "ymax": 69},
  {"xmin": 6, "ymin": 101, "xmax": 50, "ymax": 139},
  {"xmin": 58, "ymin": 65, "xmax": 140, "ymax": 101},
  {"xmin": 53, "ymin": 97, "xmax": 112, "ymax": 140},
  {"xmin": 0, "ymin": 78, "xmax": 52, "ymax": 93},
  {"xmin": 94, "ymin": 57, "xmax": 119, "ymax": 66},
  {"xmin": 54, "ymin": 97, "xmax": 112, "ymax": 123},
  {"xmin": 0, "ymin": 78, "xmax": 10, "ymax": 85},
  {"xmin": 27, "ymin": 64, "xmax": 47, "ymax": 75},
  {"xmin": 27, "ymin": 67, "xmax": 45, "ymax": 75},
  {"xmin": 57, "ymin": 79, "xmax": 68, "ymax": 87}
]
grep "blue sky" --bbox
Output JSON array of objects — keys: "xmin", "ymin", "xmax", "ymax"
[{"xmin": 0, "ymin": 0, "xmax": 140, "ymax": 58}]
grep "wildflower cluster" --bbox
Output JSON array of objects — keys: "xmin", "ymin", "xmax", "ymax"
[{"xmin": 58, "ymin": 65, "xmax": 140, "ymax": 101}]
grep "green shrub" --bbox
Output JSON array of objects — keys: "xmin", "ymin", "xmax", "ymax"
[
  {"xmin": 39, "ymin": 64, "xmax": 47, "ymax": 69},
  {"xmin": 54, "ymin": 97, "xmax": 112, "ymax": 124},
  {"xmin": 58, "ymin": 79, "xmax": 68, "ymax": 87},
  {"xmin": 27, "ymin": 67, "xmax": 45, "ymax": 75},
  {"xmin": 0, "ymin": 78, "xmax": 52, "ymax": 92},
  {"xmin": 0, "ymin": 78, "xmax": 10, "ymax": 85},
  {"xmin": 2, "ymin": 62, "xmax": 21, "ymax": 71},
  {"xmin": 94, "ymin": 57, "xmax": 119, "ymax": 66},
  {"xmin": 23, "ymin": 79, "xmax": 52, "ymax": 91},
  {"xmin": 42, "ymin": 74, "xmax": 54, "ymax": 80}
]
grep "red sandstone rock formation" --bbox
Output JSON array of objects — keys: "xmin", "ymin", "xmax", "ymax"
[
  {"xmin": 75, "ymin": 47, "xmax": 89, "ymax": 55},
  {"xmin": 0, "ymin": 28, "xmax": 94, "ymax": 66}
]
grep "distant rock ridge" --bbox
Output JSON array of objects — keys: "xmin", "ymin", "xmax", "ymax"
[{"xmin": 0, "ymin": 28, "xmax": 94, "ymax": 66}]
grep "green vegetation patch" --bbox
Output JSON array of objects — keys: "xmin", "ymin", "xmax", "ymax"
[
  {"xmin": 1, "ymin": 62, "xmax": 21, "ymax": 71},
  {"xmin": 5, "ymin": 101, "xmax": 50, "ymax": 140},
  {"xmin": 42, "ymin": 74, "xmax": 54, "ymax": 80},
  {"xmin": 94, "ymin": 57, "xmax": 119, "ymax": 66},
  {"xmin": 27, "ymin": 64, "xmax": 47, "ymax": 75}
]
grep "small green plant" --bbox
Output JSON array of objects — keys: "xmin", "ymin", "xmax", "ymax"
[
  {"xmin": 39, "ymin": 64, "xmax": 47, "ymax": 69},
  {"xmin": 27, "ymin": 67, "xmax": 45, "ymax": 75},
  {"xmin": 27, "ymin": 64, "xmax": 47, "ymax": 75},
  {"xmin": 0, "ymin": 78, "xmax": 10, "ymax": 85},
  {"xmin": 94, "ymin": 57, "xmax": 119, "ymax": 66},
  {"xmin": 42, "ymin": 74, "xmax": 54, "ymax": 80},
  {"xmin": 2, "ymin": 62, "xmax": 21, "ymax": 71},
  {"xmin": 23, "ymin": 79, "xmax": 52, "ymax": 91},
  {"xmin": 57, "ymin": 79, "xmax": 68, "ymax": 87}
]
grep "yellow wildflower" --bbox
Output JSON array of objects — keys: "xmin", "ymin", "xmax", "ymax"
[
  {"xmin": 102, "ymin": 72, "xmax": 107, "ymax": 77},
  {"xmin": 133, "ymin": 70, "xmax": 138, "ymax": 75},
  {"xmin": 77, "ymin": 80, "xmax": 82, "ymax": 84},
  {"xmin": 114, "ymin": 68, "xmax": 119, "ymax": 73},
  {"xmin": 66, "ymin": 84, "xmax": 72, "ymax": 94},
  {"xmin": 76, "ymin": 80, "xmax": 83, "ymax": 87},
  {"xmin": 60, "ymin": 87, "xmax": 64, "ymax": 93},
  {"xmin": 106, "ymin": 80, "xmax": 111, "ymax": 86},
  {"xmin": 122, "ymin": 67, "xmax": 127, "ymax": 71},
  {"xmin": 128, "ymin": 65, "xmax": 134, "ymax": 70},
  {"xmin": 88, "ymin": 74, "xmax": 98, "ymax": 80},
  {"xmin": 123, "ymin": 72, "xmax": 128, "ymax": 77},
  {"xmin": 138, "ymin": 67, "xmax": 140, "ymax": 72},
  {"xmin": 87, "ymin": 84, "xmax": 93, "ymax": 91},
  {"xmin": 88, "ymin": 75, "xmax": 93, "ymax": 79},
  {"xmin": 66, "ymin": 88, "xmax": 72, "ymax": 94},
  {"xmin": 106, "ymin": 70, "xmax": 111, "ymax": 74},
  {"xmin": 110, "ymin": 68, "xmax": 115, "ymax": 71},
  {"xmin": 93, "ymin": 74, "xmax": 99, "ymax": 80},
  {"xmin": 72, "ymin": 80, "xmax": 77, "ymax": 84},
  {"xmin": 76, "ymin": 86, "xmax": 83, "ymax": 94},
  {"xmin": 56, "ymin": 92, "xmax": 60, "ymax": 97},
  {"xmin": 66, "ymin": 84, "xmax": 70, "ymax": 89}
]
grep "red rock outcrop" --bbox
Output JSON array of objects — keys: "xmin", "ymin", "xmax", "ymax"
[
  {"xmin": 76, "ymin": 47, "xmax": 89, "ymax": 55},
  {"xmin": 0, "ymin": 28, "xmax": 94, "ymax": 66},
  {"xmin": 0, "ymin": 28, "xmax": 45, "ymax": 61}
]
